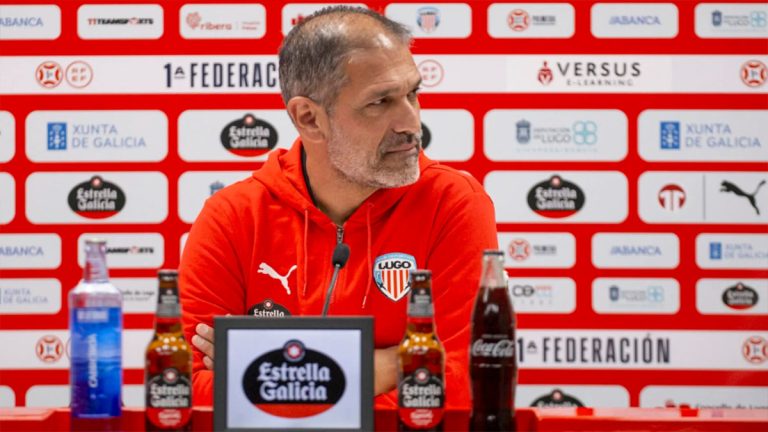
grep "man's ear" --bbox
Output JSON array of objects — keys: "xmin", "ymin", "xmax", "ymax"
[{"xmin": 286, "ymin": 96, "xmax": 328, "ymax": 144}]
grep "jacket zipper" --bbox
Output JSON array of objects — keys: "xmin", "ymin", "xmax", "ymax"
[
  {"xmin": 336, "ymin": 225, "xmax": 344, "ymax": 245},
  {"xmin": 325, "ymin": 225, "xmax": 345, "ymax": 312}
]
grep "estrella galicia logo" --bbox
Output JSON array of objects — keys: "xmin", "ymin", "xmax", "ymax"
[
  {"xmin": 710, "ymin": 242, "xmax": 723, "ymax": 260},
  {"xmin": 242, "ymin": 339, "xmax": 345, "ymax": 418},
  {"xmin": 531, "ymin": 389, "xmax": 584, "ymax": 407},
  {"xmin": 660, "ymin": 122, "xmax": 680, "ymax": 150},
  {"xmin": 67, "ymin": 175, "xmax": 126, "ymax": 219},
  {"xmin": 527, "ymin": 175, "xmax": 585, "ymax": 218},
  {"xmin": 420, "ymin": 122, "xmax": 431, "ymax": 150},
  {"xmin": 248, "ymin": 299, "xmax": 291, "ymax": 317},
  {"xmin": 220, "ymin": 113, "xmax": 278, "ymax": 157},
  {"xmin": 723, "ymin": 282, "xmax": 759, "ymax": 310},
  {"xmin": 374, "ymin": 252, "xmax": 417, "ymax": 302},
  {"xmin": 516, "ymin": 119, "xmax": 531, "ymax": 144},
  {"xmin": 47, "ymin": 122, "xmax": 67, "ymax": 150}
]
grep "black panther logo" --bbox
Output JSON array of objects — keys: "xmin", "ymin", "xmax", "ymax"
[{"xmin": 720, "ymin": 180, "xmax": 766, "ymax": 215}]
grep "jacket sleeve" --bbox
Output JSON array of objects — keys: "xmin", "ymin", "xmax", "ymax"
[
  {"xmin": 179, "ymin": 195, "xmax": 247, "ymax": 407},
  {"xmin": 426, "ymin": 189, "xmax": 499, "ymax": 410}
]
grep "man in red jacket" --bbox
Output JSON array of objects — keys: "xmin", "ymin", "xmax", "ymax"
[{"xmin": 179, "ymin": 6, "xmax": 498, "ymax": 409}]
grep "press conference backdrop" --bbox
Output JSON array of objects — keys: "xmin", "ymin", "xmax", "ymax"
[{"xmin": 1, "ymin": 0, "xmax": 767, "ymax": 410}]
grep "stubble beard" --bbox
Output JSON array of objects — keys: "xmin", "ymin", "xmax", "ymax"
[{"xmin": 327, "ymin": 125, "xmax": 422, "ymax": 189}]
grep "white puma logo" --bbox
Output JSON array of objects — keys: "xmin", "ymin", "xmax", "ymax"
[{"xmin": 258, "ymin": 262, "xmax": 297, "ymax": 295}]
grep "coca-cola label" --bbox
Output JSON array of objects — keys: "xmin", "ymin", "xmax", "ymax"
[
  {"xmin": 531, "ymin": 389, "xmax": 584, "ymax": 407},
  {"xmin": 242, "ymin": 339, "xmax": 345, "ymax": 418},
  {"xmin": 527, "ymin": 175, "xmax": 585, "ymax": 218},
  {"xmin": 398, "ymin": 368, "xmax": 444, "ymax": 429},
  {"xmin": 67, "ymin": 175, "xmax": 126, "ymax": 219},
  {"xmin": 146, "ymin": 367, "xmax": 192, "ymax": 429},
  {"xmin": 248, "ymin": 298, "xmax": 291, "ymax": 317},
  {"xmin": 722, "ymin": 282, "xmax": 759, "ymax": 310},
  {"xmin": 471, "ymin": 338, "xmax": 516, "ymax": 359},
  {"xmin": 220, "ymin": 113, "xmax": 278, "ymax": 157}
]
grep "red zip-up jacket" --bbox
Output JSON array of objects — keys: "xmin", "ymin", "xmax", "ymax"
[{"xmin": 179, "ymin": 139, "xmax": 498, "ymax": 408}]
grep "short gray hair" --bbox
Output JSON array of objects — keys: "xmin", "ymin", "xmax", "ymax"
[{"xmin": 278, "ymin": 6, "xmax": 412, "ymax": 111}]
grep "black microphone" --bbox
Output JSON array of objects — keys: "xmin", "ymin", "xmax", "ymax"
[{"xmin": 322, "ymin": 243, "xmax": 350, "ymax": 316}]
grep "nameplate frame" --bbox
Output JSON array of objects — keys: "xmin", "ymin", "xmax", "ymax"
[{"xmin": 214, "ymin": 316, "xmax": 374, "ymax": 431}]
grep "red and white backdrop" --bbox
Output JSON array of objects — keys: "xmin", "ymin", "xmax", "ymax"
[{"xmin": 0, "ymin": 0, "xmax": 767, "ymax": 410}]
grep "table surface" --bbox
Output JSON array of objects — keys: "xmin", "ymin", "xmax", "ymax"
[{"xmin": 1, "ymin": 407, "xmax": 767, "ymax": 431}]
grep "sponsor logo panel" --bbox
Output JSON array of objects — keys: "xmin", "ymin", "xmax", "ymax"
[
  {"xmin": 516, "ymin": 330, "xmax": 768, "ymax": 370},
  {"xmin": 0, "ymin": 111, "xmax": 16, "ymax": 162},
  {"xmin": 706, "ymin": 172, "xmax": 768, "ymax": 223},
  {"xmin": 696, "ymin": 234, "xmax": 768, "ymax": 270},
  {"xmin": 591, "ymin": 3, "xmax": 678, "ymax": 39},
  {"xmin": 696, "ymin": 279, "xmax": 767, "ymax": 316},
  {"xmin": 178, "ymin": 171, "xmax": 252, "ymax": 223},
  {"xmin": 180, "ymin": 4, "xmax": 266, "ymax": 39},
  {"xmin": 484, "ymin": 109, "xmax": 627, "ymax": 161},
  {"xmin": 639, "ymin": 171, "xmax": 768, "ymax": 224},
  {"xmin": 3, "ymin": 55, "xmax": 768, "ymax": 94},
  {"xmin": 695, "ymin": 3, "xmax": 768, "ymax": 39},
  {"xmin": 487, "ymin": 3, "xmax": 575, "ymax": 38},
  {"xmin": 507, "ymin": 278, "xmax": 576, "ymax": 314},
  {"xmin": 640, "ymin": 386, "xmax": 768, "ymax": 409},
  {"xmin": 282, "ymin": 3, "xmax": 367, "ymax": 35},
  {"xmin": 77, "ymin": 233, "xmax": 164, "ymax": 269},
  {"xmin": 25, "ymin": 172, "xmax": 168, "ymax": 224},
  {"xmin": 178, "ymin": 110, "xmax": 295, "ymax": 162},
  {"xmin": 0, "ymin": 173, "xmax": 14, "ymax": 224},
  {"xmin": 0, "ymin": 5, "xmax": 60, "ymax": 40},
  {"xmin": 517, "ymin": 385, "xmax": 629, "ymax": 408},
  {"xmin": 77, "ymin": 4, "xmax": 163, "ymax": 40},
  {"xmin": 26, "ymin": 110, "xmax": 168, "ymax": 162},
  {"xmin": 420, "ymin": 109, "xmax": 473, "ymax": 161},
  {"xmin": 0, "ymin": 386, "xmax": 14, "ymax": 407},
  {"xmin": 25, "ymin": 384, "xmax": 144, "ymax": 408},
  {"xmin": 0, "ymin": 279, "xmax": 61, "ymax": 315},
  {"xmin": 592, "ymin": 278, "xmax": 680, "ymax": 314},
  {"xmin": 385, "ymin": 3, "xmax": 472, "ymax": 39},
  {"xmin": 0, "ymin": 330, "xmax": 152, "ymax": 369},
  {"xmin": 163, "ymin": 57, "xmax": 278, "ymax": 91},
  {"xmin": 485, "ymin": 171, "xmax": 627, "ymax": 223},
  {"xmin": 638, "ymin": 110, "xmax": 768, "ymax": 162},
  {"xmin": 227, "ymin": 329, "xmax": 361, "ymax": 428},
  {"xmin": 112, "ymin": 278, "xmax": 157, "ymax": 314},
  {"xmin": 592, "ymin": 233, "xmax": 679, "ymax": 269},
  {"xmin": 498, "ymin": 232, "xmax": 575, "ymax": 268},
  {"xmin": 0, "ymin": 234, "xmax": 61, "ymax": 269}
]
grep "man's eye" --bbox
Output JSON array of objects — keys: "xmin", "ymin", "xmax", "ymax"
[
  {"xmin": 369, "ymin": 98, "xmax": 387, "ymax": 106},
  {"xmin": 408, "ymin": 88, "xmax": 421, "ymax": 99}
]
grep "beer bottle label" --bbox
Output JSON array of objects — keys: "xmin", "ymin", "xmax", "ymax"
[
  {"xmin": 398, "ymin": 368, "xmax": 444, "ymax": 429},
  {"xmin": 146, "ymin": 367, "xmax": 192, "ymax": 429}
]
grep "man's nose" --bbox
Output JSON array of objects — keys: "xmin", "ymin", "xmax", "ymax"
[{"xmin": 392, "ymin": 98, "xmax": 421, "ymax": 136}]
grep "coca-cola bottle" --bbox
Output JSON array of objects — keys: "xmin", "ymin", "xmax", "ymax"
[{"xmin": 469, "ymin": 250, "xmax": 517, "ymax": 431}]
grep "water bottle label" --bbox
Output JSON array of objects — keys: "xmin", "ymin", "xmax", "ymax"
[{"xmin": 70, "ymin": 306, "xmax": 122, "ymax": 417}]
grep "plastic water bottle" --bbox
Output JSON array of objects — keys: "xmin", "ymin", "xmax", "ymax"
[{"xmin": 69, "ymin": 238, "xmax": 122, "ymax": 430}]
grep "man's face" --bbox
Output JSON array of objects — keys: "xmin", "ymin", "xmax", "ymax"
[{"xmin": 325, "ymin": 41, "xmax": 423, "ymax": 189}]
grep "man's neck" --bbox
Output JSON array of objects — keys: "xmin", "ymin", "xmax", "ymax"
[{"xmin": 303, "ymin": 147, "xmax": 377, "ymax": 225}]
